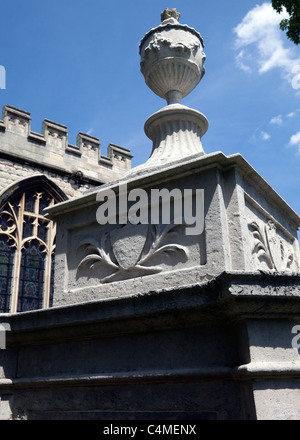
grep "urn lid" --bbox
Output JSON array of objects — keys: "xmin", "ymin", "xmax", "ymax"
[{"xmin": 139, "ymin": 8, "xmax": 204, "ymax": 55}]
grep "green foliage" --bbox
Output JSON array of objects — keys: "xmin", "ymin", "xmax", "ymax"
[{"xmin": 272, "ymin": 0, "xmax": 300, "ymax": 44}]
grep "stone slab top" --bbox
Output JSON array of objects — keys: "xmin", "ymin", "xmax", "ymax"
[
  {"xmin": 0, "ymin": 271, "xmax": 299, "ymax": 346},
  {"xmin": 44, "ymin": 150, "xmax": 300, "ymax": 228}
]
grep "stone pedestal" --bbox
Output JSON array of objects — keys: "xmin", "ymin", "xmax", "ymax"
[
  {"xmin": 44, "ymin": 150, "xmax": 300, "ymax": 306},
  {"xmin": 1, "ymin": 272, "xmax": 300, "ymax": 420}
]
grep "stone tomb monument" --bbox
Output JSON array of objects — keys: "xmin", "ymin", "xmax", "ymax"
[{"xmin": 0, "ymin": 9, "xmax": 300, "ymax": 420}]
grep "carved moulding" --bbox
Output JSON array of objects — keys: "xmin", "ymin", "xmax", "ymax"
[
  {"xmin": 76, "ymin": 222, "xmax": 189, "ymax": 284},
  {"xmin": 248, "ymin": 220, "xmax": 295, "ymax": 272}
]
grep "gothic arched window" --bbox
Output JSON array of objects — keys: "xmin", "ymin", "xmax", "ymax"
[{"xmin": 0, "ymin": 176, "xmax": 67, "ymax": 313}]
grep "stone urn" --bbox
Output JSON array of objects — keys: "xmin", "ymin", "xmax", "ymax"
[
  {"xmin": 139, "ymin": 8, "xmax": 206, "ymax": 105},
  {"xmin": 134, "ymin": 9, "xmax": 209, "ymax": 170}
]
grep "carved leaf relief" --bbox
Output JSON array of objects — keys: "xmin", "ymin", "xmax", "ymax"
[
  {"xmin": 77, "ymin": 222, "xmax": 188, "ymax": 283},
  {"xmin": 249, "ymin": 220, "xmax": 295, "ymax": 272}
]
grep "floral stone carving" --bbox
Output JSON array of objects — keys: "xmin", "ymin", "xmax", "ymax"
[
  {"xmin": 77, "ymin": 222, "xmax": 188, "ymax": 283},
  {"xmin": 249, "ymin": 220, "xmax": 294, "ymax": 272}
]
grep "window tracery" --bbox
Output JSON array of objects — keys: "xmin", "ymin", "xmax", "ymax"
[{"xmin": 0, "ymin": 185, "xmax": 60, "ymax": 313}]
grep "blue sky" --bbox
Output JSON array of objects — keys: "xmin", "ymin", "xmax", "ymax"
[{"xmin": 0, "ymin": 0, "xmax": 299, "ymax": 219}]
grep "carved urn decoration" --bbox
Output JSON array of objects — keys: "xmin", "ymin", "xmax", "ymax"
[
  {"xmin": 137, "ymin": 8, "xmax": 208, "ymax": 169},
  {"xmin": 140, "ymin": 8, "xmax": 206, "ymax": 104}
]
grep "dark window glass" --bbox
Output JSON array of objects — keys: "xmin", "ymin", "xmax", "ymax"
[
  {"xmin": 0, "ymin": 236, "xmax": 14, "ymax": 312},
  {"xmin": 17, "ymin": 239, "xmax": 46, "ymax": 312}
]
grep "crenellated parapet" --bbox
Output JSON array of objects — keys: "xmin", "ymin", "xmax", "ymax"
[{"xmin": 0, "ymin": 105, "xmax": 133, "ymax": 184}]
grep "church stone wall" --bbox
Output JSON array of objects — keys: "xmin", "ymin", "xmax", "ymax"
[
  {"xmin": 0, "ymin": 104, "xmax": 133, "ymax": 199},
  {"xmin": 0, "ymin": 155, "xmax": 90, "ymax": 198}
]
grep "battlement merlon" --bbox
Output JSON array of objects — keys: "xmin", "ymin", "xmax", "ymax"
[{"xmin": 0, "ymin": 105, "xmax": 133, "ymax": 184}]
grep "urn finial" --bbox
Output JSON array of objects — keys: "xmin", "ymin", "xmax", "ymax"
[
  {"xmin": 136, "ymin": 10, "xmax": 208, "ymax": 170},
  {"xmin": 161, "ymin": 8, "xmax": 181, "ymax": 23},
  {"xmin": 140, "ymin": 11, "xmax": 206, "ymax": 104}
]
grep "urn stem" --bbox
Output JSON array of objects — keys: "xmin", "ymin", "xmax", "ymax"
[{"xmin": 167, "ymin": 90, "xmax": 182, "ymax": 105}]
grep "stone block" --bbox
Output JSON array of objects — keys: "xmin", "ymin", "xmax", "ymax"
[
  {"xmin": 45, "ymin": 152, "xmax": 300, "ymax": 307},
  {"xmin": 77, "ymin": 132, "xmax": 100, "ymax": 162},
  {"xmin": 2, "ymin": 106, "xmax": 31, "ymax": 137}
]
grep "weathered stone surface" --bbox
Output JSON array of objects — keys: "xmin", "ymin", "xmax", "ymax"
[
  {"xmin": 45, "ymin": 152, "xmax": 300, "ymax": 307},
  {"xmin": 0, "ymin": 272, "xmax": 300, "ymax": 420}
]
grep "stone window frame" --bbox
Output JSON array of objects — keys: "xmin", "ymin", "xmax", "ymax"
[{"xmin": 0, "ymin": 175, "xmax": 67, "ymax": 313}]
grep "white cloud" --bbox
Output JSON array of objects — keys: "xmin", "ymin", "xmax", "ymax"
[
  {"xmin": 287, "ymin": 112, "xmax": 296, "ymax": 118},
  {"xmin": 234, "ymin": 3, "xmax": 300, "ymax": 83},
  {"xmin": 250, "ymin": 125, "xmax": 271, "ymax": 143},
  {"xmin": 261, "ymin": 130, "xmax": 271, "ymax": 140},
  {"xmin": 235, "ymin": 50, "xmax": 252, "ymax": 73},
  {"xmin": 289, "ymin": 131, "xmax": 300, "ymax": 154},
  {"xmin": 270, "ymin": 115, "xmax": 283, "ymax": 125}
]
